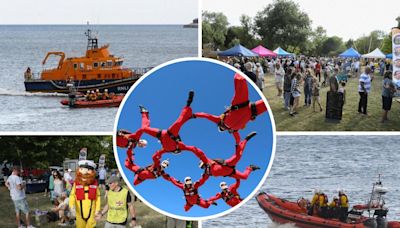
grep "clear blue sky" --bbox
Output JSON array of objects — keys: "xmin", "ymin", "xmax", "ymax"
[{"xmin": 116, "ymin": 60, "xmax": 274, "ymax": 218}]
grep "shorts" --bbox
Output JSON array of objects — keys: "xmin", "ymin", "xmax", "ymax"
[
  {"xmin": 292, "ymin": 91, "xmax": 301, "ymax": 98},
  {"xmin": 382, "ymin": 96, "xmax": 392, "ymax": 111},
  {"xmin": 99, "ymin": 179, "xmax": 105, "ymax": 185},
  {"xmin": 13, "ymin": 199, "xmax": 30, "ymax": 214}
]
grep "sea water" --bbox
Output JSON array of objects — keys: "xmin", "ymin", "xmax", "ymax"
[
  {"xmin": 0, "ymin": 25, "xmax": 197, "ymax": 132},
  {"xmin": 203, "ymin": 135, "xmax": 400, "ymax": 227}
]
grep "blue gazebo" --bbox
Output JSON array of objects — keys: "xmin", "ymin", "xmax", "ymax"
[
  {"xmin": 338, "ymin": 47, "xmax": 361, "ymax": 58},
  {"xmin": 218, "ymin": 44, "xmax": 258, "ymax": 57},
  {"xmin": 273, "ymin": 47, "xmax": 294, "ymax": 57}
]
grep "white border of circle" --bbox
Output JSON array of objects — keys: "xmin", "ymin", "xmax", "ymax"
[{"xmin": 113, "ymin": 57, "xmax": 276, "ymax": 221}]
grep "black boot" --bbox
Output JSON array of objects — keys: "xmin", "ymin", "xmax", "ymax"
[
  {"xmin": 139, "ymin": 105, "xmax": 148, "ymax": 113},
  {"xmin": 249, "ymin": 165, "xmax": 260, "ymax": 171},
  {"xmin": 187, "ymin": 90, "xmax": 194, "ymax": 107},
  {"xmin": 245, "ymin": 131, "xmax": 257, "ymax": 141}
]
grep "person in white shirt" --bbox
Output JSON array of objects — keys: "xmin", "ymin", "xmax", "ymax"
[
  {"xmin": 5, "ymin": 167, "xmax": 35, "ymax": 228},
  {"xmin": 52, "ymin": 192, "xmax": 70, "ymax": 225},
  {"xmin": 98, "ymin": 167, "xmax": 107, "ymax": 191},
  {"xmin": 63, "ymin": 169, "xmax": 73, "ymax": 195},
  {"xmin": 274, "ymin": 63, "xmax": 285, "ymax": 96}
]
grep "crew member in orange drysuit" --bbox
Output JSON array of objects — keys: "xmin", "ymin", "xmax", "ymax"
[
  {"xmin": 165, "ymin": 174, "xmax": 216, "ymax": 211},
  {"xmin": 198, "ymin": 131, "xmax": 259, "ymax": 179},
  {"xmin": 208, "ymin": 179, "xmax": 242, "ymax": 207},
  {"xmin": 194, "ymin": 73, "xmax": 267, "ymax": 144}
]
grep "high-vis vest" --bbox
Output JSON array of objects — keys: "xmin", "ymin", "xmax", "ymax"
[{"xmin": 107, "ymin": 188, "xmax": 129, "ymax": 224}]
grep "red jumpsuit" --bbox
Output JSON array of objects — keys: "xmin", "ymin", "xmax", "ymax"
[
  {"xmin": 208, "ymin": 179, "xmax": 242, "ymax": 207},
  {"xmin": 142, "ymin": 106, "xmax": 207, "ymax": 162},
  {"xmin": 195, "ymin": 73, "xmax": 267, "ymax": 143},
  {"xmin": 202, "ymin": 138, "xmax": 254, "ymax": 179},
  {"xmin": 116, "ymin": 112, "xmax": 149, "ymax": 148},
  {"xmin": 166, "ymin": 174, "xmax": 212, "ymax": 211},
  {"xmin": 124, "ymin": 147, "xmax": 169, "ymax": 185}
]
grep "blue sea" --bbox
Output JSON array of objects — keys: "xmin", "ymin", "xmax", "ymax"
[
  {"xmin": 203, "ymin": 135, "xmax": 400, "ymax": 227},
  {"xmin": 0, "ymin": 25, "xmax": 197, "ymax": 132}
]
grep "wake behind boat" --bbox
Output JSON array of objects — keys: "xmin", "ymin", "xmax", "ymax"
[
  {"xmin": 256, "ymin": 177, "xmax": 400, "ymax": 228},
  {"xmin": 24, "ymin": 29, "xmax": 151, "ymax": 94}
]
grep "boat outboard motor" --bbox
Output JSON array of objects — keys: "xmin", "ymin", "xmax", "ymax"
[
  {"xmin": 363, "ymin": 218, "xmax": 378, "ymax": 228},
  {"xmin": 374, "ymin": 209, "xmax": 388, "ymax": 228}
]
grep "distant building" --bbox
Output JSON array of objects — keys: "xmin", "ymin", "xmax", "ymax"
[{"xmin": 184, "ymin": 18, "xmax": 198, "ymax": 28}]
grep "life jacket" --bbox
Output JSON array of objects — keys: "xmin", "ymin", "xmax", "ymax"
[
  {"xmin": 221, "ymin": 190, "xmax": 240, "ymax": 202},
  {"xmin": 223, "ymin": 100, "xmax": 258, "ymax": 122},
  {"xmin": 75, "ymin": 180, "xmax": 98, "ymax": 201},
  {"xmin": 107, "ymin": 188, "xmax": 128, "ymax": 224},
  {"xmin": 339, "ymin": 194, "xmax": 349, "ymax": 208},
  {"xmin": 319, "ymin": 193, "xmax": 328, "ymax": 207}
]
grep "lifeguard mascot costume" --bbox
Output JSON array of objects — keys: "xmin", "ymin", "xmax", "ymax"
[{"xmin": 69, "ymin": 160, "xmax": 101, "ymax": 228}]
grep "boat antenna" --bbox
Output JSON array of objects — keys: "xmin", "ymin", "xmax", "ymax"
[{"xmin": 85, "ymin": 24, "xmax": 98, "ymax": 50}]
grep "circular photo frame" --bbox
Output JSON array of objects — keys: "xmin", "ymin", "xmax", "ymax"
[{"xmin": 113, "ymin": 58, "xmax": 276, "ymax": 220}]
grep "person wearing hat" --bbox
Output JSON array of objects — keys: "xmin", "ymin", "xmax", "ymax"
[
  {"xmin": 85, "ymin": 90, "xmax": 91, "ymax": 101},
  {"xmin": 69, "ymin": 160, "xmax": 101, "ymax": 228},
  {"xmin": 165, "ymin": 174, "xmax": 216, "ymax": 211},
  {"xmin": 198, "ymin": 131, "xmax": 260, "ymax": 179},
  {"xmin": 95, "ymin": 89, "xmax": 102, "ymax": 100},
  {"xmin": 96, "ymin": 176, "xmax": 137, "ymax": 228},
  {"xmin": 308, "ymin": 188, "xmax": 320, "ymax": 215},
  {"xmin": 207, "ymin": 179, "xmax": 242, "ymax": 207},
  {"xmin": 124, "ymin": 146, "xmax": 171, "ymax": 185},
  {"xmin": 63, "ymin": 168, "xmax": 73, "ymax": 196},
  {"xmin": 141, "ymin": 91, "xmax": 208, "ymax": 161},
  {"xmin": 194, "ymin": 73, "xmax": 267, "ymax": 145},
  {"xmin": 338, "ymin": 189, "xmax": 349, "ymax": 222},
  {"xmin": 102, "ymin": 89, "xmax": 110, "ymax": 100}
]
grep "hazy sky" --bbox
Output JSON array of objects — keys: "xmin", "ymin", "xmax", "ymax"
[
  {"xmin": 0, "ymin": 0, "xmax": 198, "ymax": 24},
  {"xmin": 203, "ymin": 0, "xmax": 400, "ymax": 40}
]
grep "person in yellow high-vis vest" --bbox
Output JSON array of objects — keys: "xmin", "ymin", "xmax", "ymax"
[
  {"xmin": 97, "ymin": 176, "xmax": 137, "ymax": 228},
  {"xmin": 69, "ymin": 160, "xmax": 101, "ymax": 228}
]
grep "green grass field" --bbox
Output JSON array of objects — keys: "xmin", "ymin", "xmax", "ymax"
[
  {"xmin": 262, "ymin": 72, "xmax": 400, "ymax": 131},
  {"xmin": 0, "ymin": 186, "xmax": 167, "ymax": 228}
]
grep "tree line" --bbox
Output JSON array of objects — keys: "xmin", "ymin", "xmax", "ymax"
[
  {"xmin": 0, "ymin": 136, "xmax": 115, "ymax": 169},
  {"xmin": 203, "ymin": 0, "xmax": 395, "ymax": 56}
]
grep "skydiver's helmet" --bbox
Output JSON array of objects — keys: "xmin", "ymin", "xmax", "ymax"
[
  {"xmin": 161, "ymin": 160, "xmax": 169, "ymax": 168},
  {"xmin": 220, "ymin": 182, "xmax": 228, "ymax": 190},
  {"xmin": 184, "ymin": 176, "xmax": 192, "ymax": 185},
  {"xmin": 116, "ymin": 129, "xmax": 133, "ymax": 148},
  {"xmin": 137, "ymin": 139, "xmax": 147, "ymax": 148}
]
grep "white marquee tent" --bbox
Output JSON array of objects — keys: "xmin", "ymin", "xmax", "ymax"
[{"xmin": 361, "ymin": 48, "xmax": 386, "ymax": 59}]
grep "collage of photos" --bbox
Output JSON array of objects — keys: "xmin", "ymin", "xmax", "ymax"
[{"xmin": 1, "ymin": 0, "xmax": 400, "ymax": 228}]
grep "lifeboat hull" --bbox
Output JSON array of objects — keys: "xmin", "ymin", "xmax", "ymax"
[
  {"xmin": 256, "ymin": 192, "xmax": 366, "ymax": 228},
  {"xmin": 24, "ymin": 78, "xmax": 138, "ymax": 94},
  {"xmin": 60, "ymin": 95, "xmax": 124, "ymax": 108}
]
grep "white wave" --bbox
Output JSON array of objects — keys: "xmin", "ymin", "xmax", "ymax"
[
  {"xmin": 0, "ymin": 88, "xmax": 67, "ymax": 97},
  {"xmin": 268, "ymin": 222, "xmax": 298, "ymax": 228}
]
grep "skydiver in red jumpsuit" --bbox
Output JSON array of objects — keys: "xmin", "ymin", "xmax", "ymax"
[
  {"xmin": 141, "ymin": 91, "xmax": 208, "ymax": 163},
  {"xmin": 198, "ymin": 131, "xmax": 260, "ymax": 179},
  {"xmin": 165, "ymin": 175, "xmax": 217, "ymax": 211},
  {"xmin": 124, "ymin": 146, "xmax": 171, "ymax": 185},
  {"xmin": 208, "ymin": 179, "xmax": 242, "ymax": 207},
  {"xmin": 194, "ymin": 73, "xmax": 267, "ymax": 144}
]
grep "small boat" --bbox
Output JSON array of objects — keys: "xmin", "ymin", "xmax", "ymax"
[
  {"xmin": 60, "ymin": 94, "xmax": 124, "ymax": 108},
  {"xmin": 183, "ymin": 18, "xmax": 198, "ymax": 28},
  {"xmin": 24, "ymin": 29, "xmax": 151, "ymax": 94},
  {"xmin": 256, "ymin": 176, "xmax": 400, "ymax": 228}
]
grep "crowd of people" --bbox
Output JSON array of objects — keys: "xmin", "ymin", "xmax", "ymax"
[
  {"xmin": 221, "ymin": 56, "xmax": 396, "ymax": 122},
  {"xmin": 85, "ymin": 89, "xmax": 111, "ymax": 101}
]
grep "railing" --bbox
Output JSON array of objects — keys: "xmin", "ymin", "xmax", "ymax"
[
  {"xmin": 130, "ymin": 67, "xmax": 153, "ymax": 76},
  {"xmin": 24, "ymin": 72, "xmax": 42, "ymax": 81}
]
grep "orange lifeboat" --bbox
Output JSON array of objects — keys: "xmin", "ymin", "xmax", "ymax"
[{"xmin": 24, "ymin": 29, "xmax": 150, "ymax": 94}]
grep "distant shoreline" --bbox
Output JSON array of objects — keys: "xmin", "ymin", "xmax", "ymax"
[{"xmin": 0, "ymin": 24, "xmax": 186, "ymax": 26}]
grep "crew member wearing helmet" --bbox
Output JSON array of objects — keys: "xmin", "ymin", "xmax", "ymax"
[
  {"xmin": 165, "ymin": 174, "xmax": 216, "ymax": 211},
  {"xmin": 124, "ymin": 145, "xmax": 170, "ymax": 185},
  {"xmin": 208, "ymin": 179, "xmax": 242, "ymax": 207},
  {"xmin": 309, "ymin": 189, "xmax": 320, "ymax": 215},
  {"xmin": 328, "ymin": 196, "xmax": 339, "ymax": 219},
  {"xmin": 69, "ymin": 160, "xmax": 101, "ymax": 228},
  {"xmin": 193, "ymin": 73, "xmax": 268, "ymax": 144},
  {"xmin": 318, "ymin": 191, "xmax": 329, "ymax": 218},
  {"xmin": 141, "ymin": 91, "xmax": 208, "ymax": 162},
  {"xmin": 102, "ymin": 89, "xmax": 110, "ymax": 100},
  {"xmin": 198, "ymin": 131, "xmax": 259, "ymax": 179},
  {"xmin": 85, "ymin": 90, "xmax": 91, "ymax": 101},
  {"xmin": 338, "ymin": 189, "xmax": 349, "ymax": 222},
  {"xmin": 95, "ymin": 89, "xmax": 102, "ymax": 100}
]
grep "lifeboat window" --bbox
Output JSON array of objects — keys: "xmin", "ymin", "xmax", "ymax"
[
  {"xmin": 73, "ymin": 63, "xmax": 78, "ymax": 70},
  {"xmin": 101, "ymin": 62, "xmax": 106, "ymax": 68},
  {"xmin": 93, "ymin": 62, "xmax": 99, "ymax": 68},
  {"xmin": 107, "ymin": 61, "xmax": 112, "ymax": 67},
  {"xmin": 80, "ymin": 63, "xmax": 84, "ymax": 69}
]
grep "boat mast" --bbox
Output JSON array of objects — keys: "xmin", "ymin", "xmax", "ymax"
[{"xmin": 85, "ymin": 29, "xmax": 98, "ymax": 50}]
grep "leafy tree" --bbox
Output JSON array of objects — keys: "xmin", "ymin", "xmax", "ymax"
[
  {"xmin": 202, "ymin": 11, "xmax": 229, "ymax": 49},
  {"xmin": 354, "ymin": 30, "xmax": 385, "ymax": 54},
  {"xmin": 0, "ymin": 136, "xmax": 115, "ymax": 169},
  {"xmin": 321, "ymin": 36, "xmax": 345, "ymax": 56},
  {"xmin": 345, "ymin": 39, "xmax": 355, "ymax": 49},
  {"xmin": 381, "ymin": 33, "xmax": 392, "ymax": 54},
  {"xmin": 224, "ymin": 15, "xmax": 259, "ymax": 49},
  {"xmin": 309, "ymin": 26, "xmax": 327, "ymax": 56},
  {"xmin": 254, "ymin": 0, "xmax": 312, "ymax": 53}
]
